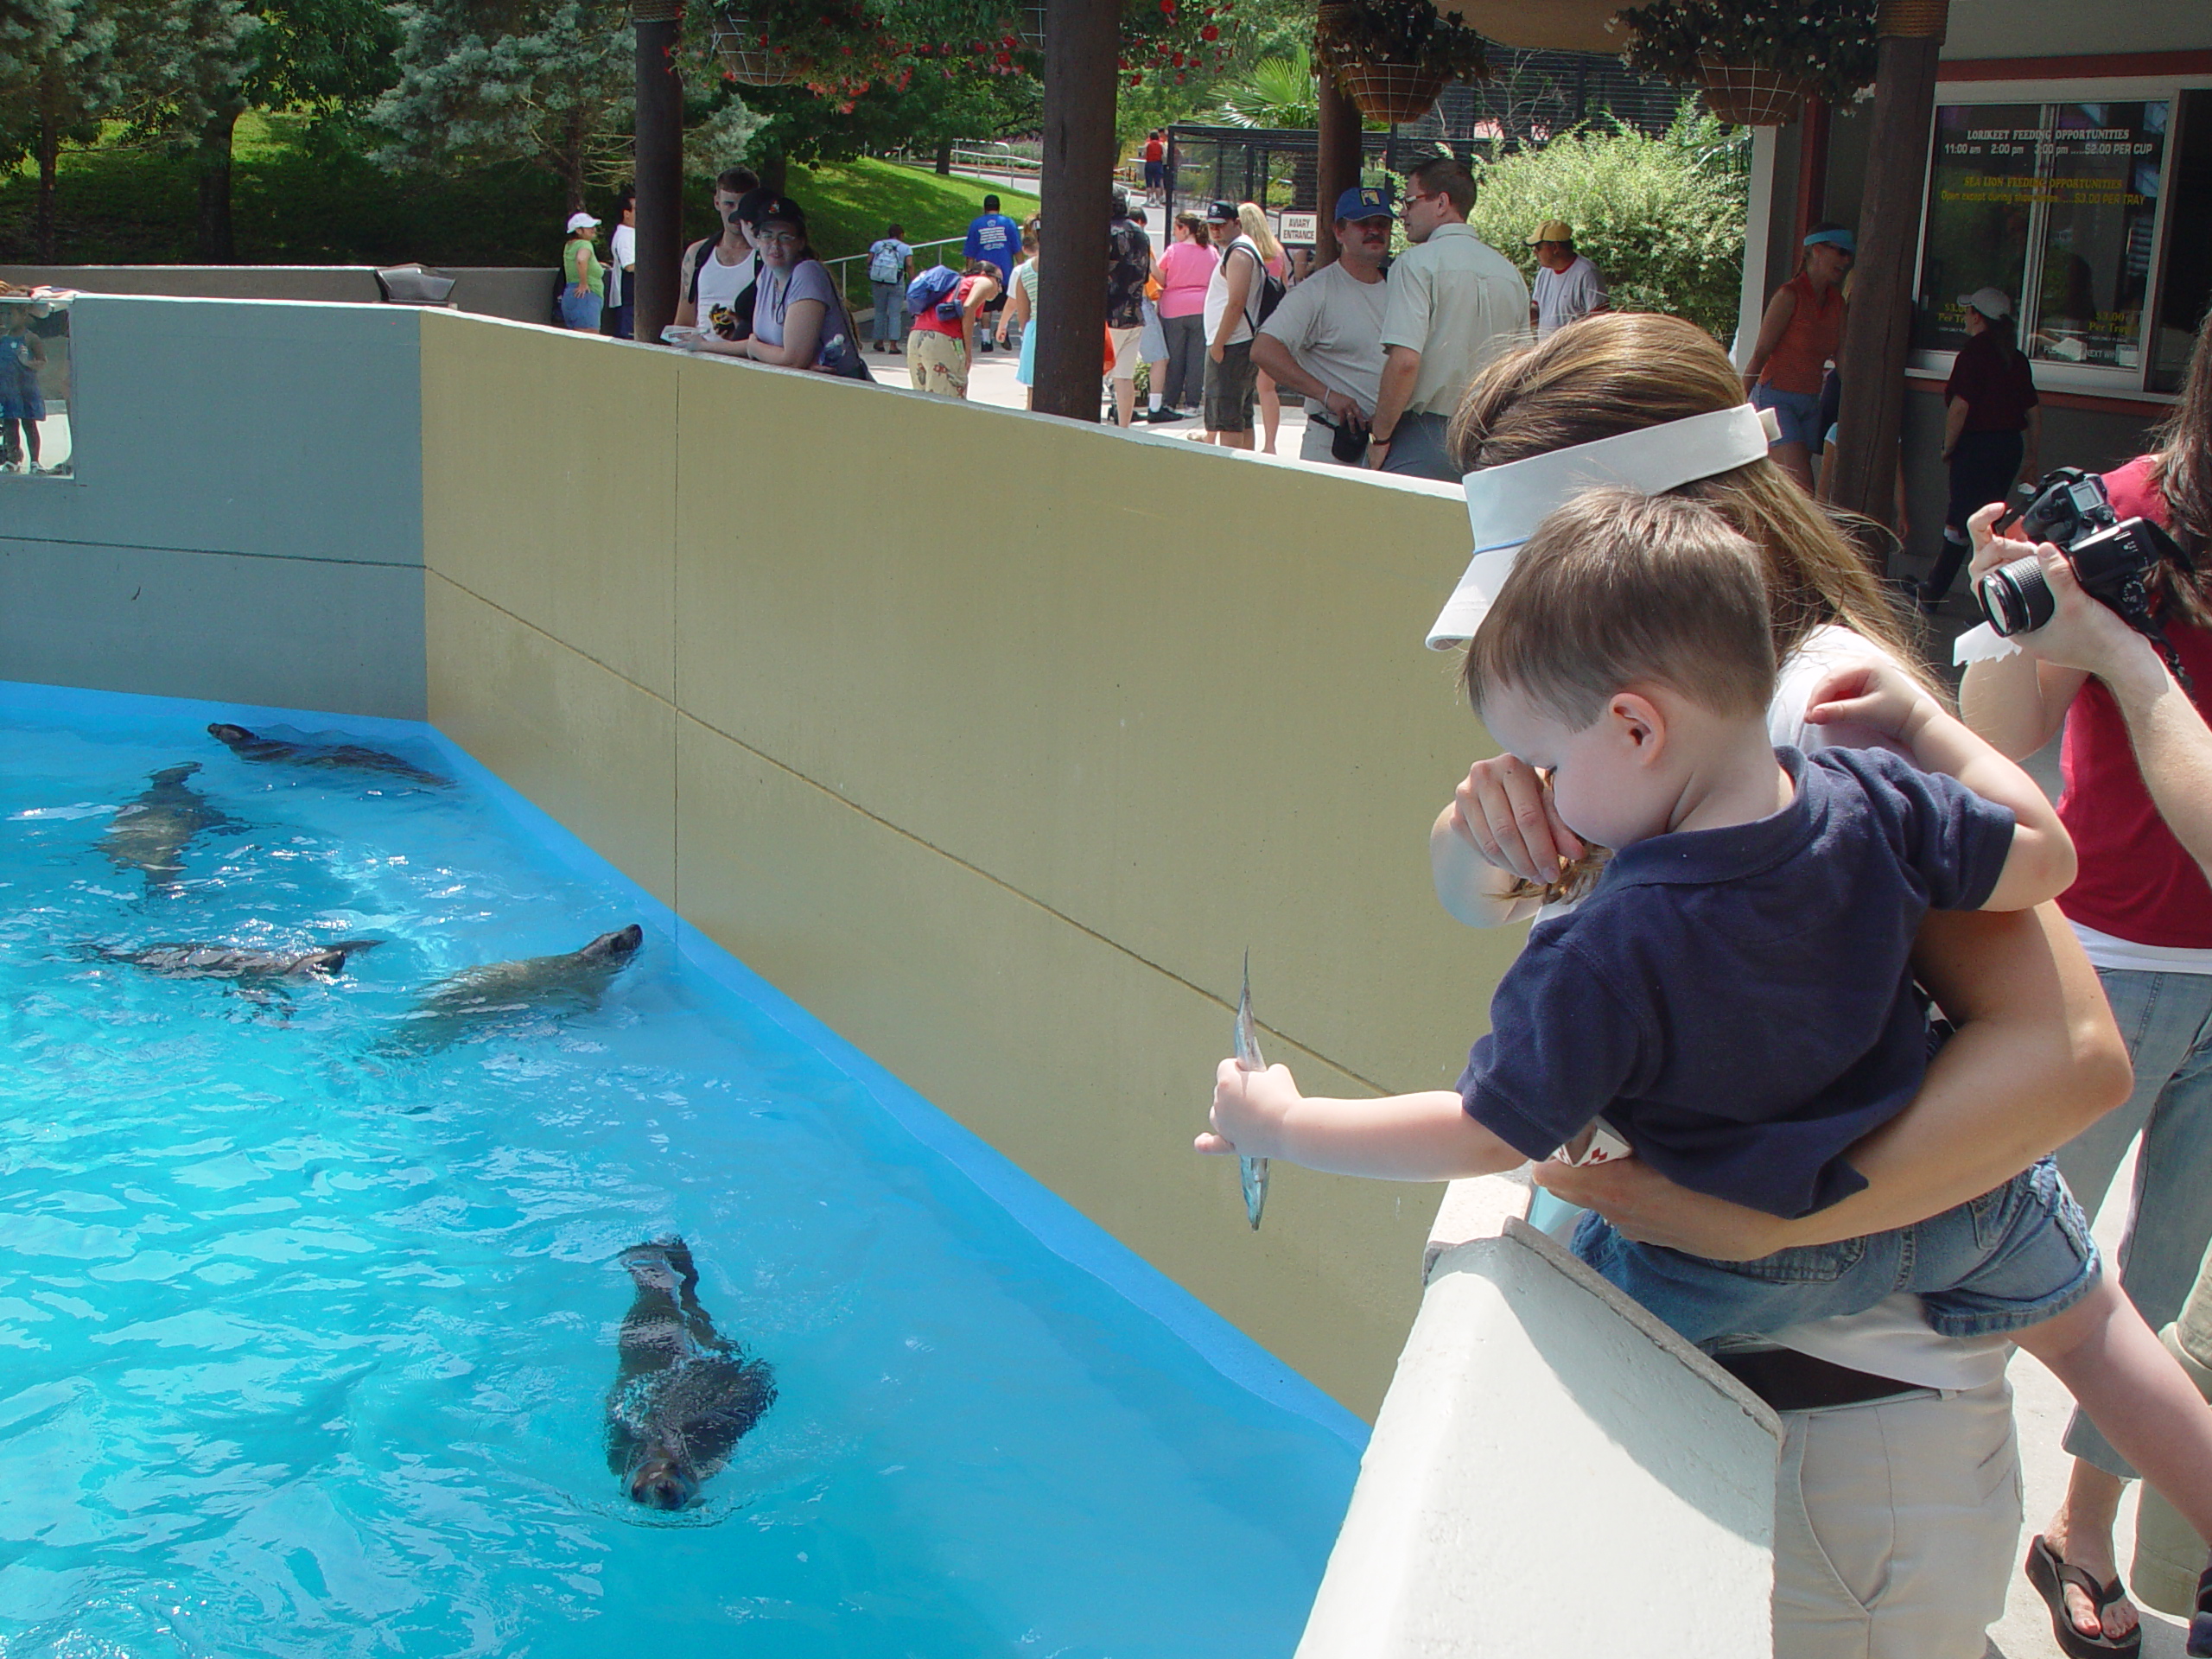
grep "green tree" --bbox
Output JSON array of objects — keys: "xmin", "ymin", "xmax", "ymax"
[
  {"xmin": 0, "ymin": 0, "xmax": 127, "ymax": 258},
  {"xmin": 1209, "ymin": 41, "xmax": 1313, "ymax": 129},
  {"xmin": 372, "ymin": 0, "xmax": 641, "ymax": 213},
  {"xmin": 1466, "ymin": 102, "xmax": 1749, "ymax": 340}
]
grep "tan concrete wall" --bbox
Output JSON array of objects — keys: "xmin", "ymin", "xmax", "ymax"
[{"xmin": 418, "ymin": 310, "xmax": 1523, "ymax": 1418}]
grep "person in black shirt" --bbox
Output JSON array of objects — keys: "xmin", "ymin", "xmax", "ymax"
[{"xmin": 1105, "ymin": 186, "xmax": 1153, "ymax": 429}]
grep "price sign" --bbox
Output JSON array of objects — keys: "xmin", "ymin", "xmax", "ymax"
[{"xmin": 1278, "ymin": 212, "xmax": 1319, "ymax": 246}]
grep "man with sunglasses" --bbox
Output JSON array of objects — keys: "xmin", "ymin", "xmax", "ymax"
[
  {"xmin": 1367, "ymin": 156, "xmax": 1529, "ymax": 481},
  {"xmin": 1251, "ymin": 188, "xmax": 1392, "ymax": 467}
]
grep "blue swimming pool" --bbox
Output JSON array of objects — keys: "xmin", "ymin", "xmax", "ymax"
[{"xmin": 0, "ymin": 681, "xmax": 1363, "ymax": 1659}]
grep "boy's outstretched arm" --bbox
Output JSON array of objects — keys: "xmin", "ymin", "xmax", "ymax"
[
  {"xmin": 1807, "ymin": 660, "xmax": 2075, "ymax": 909},
  {"xmin": 1198, "ymin": 1058, "xmax": 1528, "ymax": 1182}
]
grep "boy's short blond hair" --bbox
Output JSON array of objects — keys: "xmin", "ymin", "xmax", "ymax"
[{"xmin": 1464, "ymin": 488, "xmax": 1777, "ymax": 728}]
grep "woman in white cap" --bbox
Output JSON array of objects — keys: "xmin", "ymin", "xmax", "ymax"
[
  {"xmin": 1915, "ymin": 287, "xmax": 2039, "ymax": 610},
  {"xmin": 1429, "ymin": 310, "xmax": 2129, "ymax": 1659},
  {"xmin": 562, "ymin": 211, "xmax": 605, "ymax": 333}
]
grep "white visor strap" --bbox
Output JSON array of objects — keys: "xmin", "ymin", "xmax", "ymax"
[{"xmin": 1425, "ymin": 404, "xmax": 1782, "ymax": 650}]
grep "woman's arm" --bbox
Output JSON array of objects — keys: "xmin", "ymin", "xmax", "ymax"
[
  {"xmin": 1535, "ymin": 903, "xmax": 2132, "ymax": 1255},
  {"xmin": 1741, "ymin": 288, "xmax": 1796, "ymax": 388},
  {"xmin": 747, "ymin": 298, "xmax": 827, "ymax": 368},
  {"xmin": 1941, "ymin": 393, "xmax": 1968, "ymax": 461},
  {"xmin": 1001, "ymin": 276, "xmax": 1031, "ymax": 344}
]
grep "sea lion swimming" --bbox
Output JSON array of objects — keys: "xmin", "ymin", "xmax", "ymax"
[
  {"xmin": 606, "ymin": 1237, "xmax": 776, "ymax": 1510},
  {"xmin": 207, "ymin": 722, "xmax": 453, "ymax": 790},
  {"xmin": 382, "ymin": 924, "xmax": 643, "ymax": 1052},
  {"xmin": 93, "ymin": 938, "xmax": 383, "ymax": 981},
  {"xmin": 97, "ymin": 764, "xmax": 239, "ymax": 893}
]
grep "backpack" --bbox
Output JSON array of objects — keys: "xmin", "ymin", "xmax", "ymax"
[
  {"xmin": 868, "ymin": 240, "xmax": 905, "ymax": 284},
  {"xmin": 907, "ymin": 264, "xmax": 962, "ymax": 321},
  {"xmin": 1233, "ymin": 238, "xmax": 1289, "ymax": 328}
]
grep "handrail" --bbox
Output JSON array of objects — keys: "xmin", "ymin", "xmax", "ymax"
[{"xmin": 821, "ymin": 232, "xmax": 968, "ymax": 316}]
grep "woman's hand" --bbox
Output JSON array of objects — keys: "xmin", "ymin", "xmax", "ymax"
[
  {"xmin": 1208, "ymin": 340, "xmax": 1224, "ymax": 365},
  {"xmin": 1533, "ymin": 1159, "xmax": 1792, "ymax": 1259},
  {"xmin": 2013, "ymin": 547, "xmax": 2164, "ymax": 682},
  {"xmin": 1442, "ymin": 754, "xmax": 1584, "ymax": 886}
]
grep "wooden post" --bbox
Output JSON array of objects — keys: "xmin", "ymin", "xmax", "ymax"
[
  {"xmin": 1790, "ymin": 96, "xmax": 1829, "ymax": 246},
  {"xmin": 1315, "ymin": 66, "xmax": 1363, "ymax": 270},
  {"xmin": 1825, "ymin": 3, "xmax": 1946, "ymax": 529},
  {"xmin": 633, "ymin": 0, "xmax": 686, "ymax": 346},
  {"xmin": 1035, "ymin": 0, "xmax": 1119, "ymax": 420}
]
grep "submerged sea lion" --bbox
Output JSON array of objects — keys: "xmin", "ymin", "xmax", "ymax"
[
  {"xmin": 95, "ymin": 938, "xmax": 383, "ymax": 981},
  {"xmin": 207, "ymin": 722, "xmax": 453, "ymax": 790},
  {"xmin": 383, "ymin": 925, "xmax": 643, "ymax": 1052},
  {"xmin": 98, "ymin": 764, "xmax": 239, "ymax": 892},
  {"xmin": 606, "ymin": 1237, "xmax": 776, "ymax": 1510}
]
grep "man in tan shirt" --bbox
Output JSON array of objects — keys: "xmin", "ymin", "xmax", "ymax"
[{"xmin": 1367, "ymin": 156, "xmax": 1530, "ymax": 481}]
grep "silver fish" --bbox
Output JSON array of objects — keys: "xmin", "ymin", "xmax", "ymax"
[{"xmin": 1235, "ymin": 949, "xmax": 1269, "ymax": 1230}]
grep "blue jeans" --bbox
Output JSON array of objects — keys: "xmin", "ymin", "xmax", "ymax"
[
  {"xmin": 2056, "ymin": 965, "xmax": 2212, "ymax": 1478},
  {"xmin": 560, "ymin": 289, "xmax": 602, "ymax": 331},
  {"xmin": 1575, "ymin": 1157, "xmax": 2101, "ymax": 1347},
  {"xmin": 871, "ymin": 281, "xmax": 906, "ymax": 345},
  {"xmin": 1753, "ymin": 382, "xmax": 1824, "ymax": 449}
]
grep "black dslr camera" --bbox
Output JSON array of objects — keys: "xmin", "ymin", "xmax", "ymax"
[{"xmin": 1974, "ymin": 468, "xmax": 2192, "ymax": 679}]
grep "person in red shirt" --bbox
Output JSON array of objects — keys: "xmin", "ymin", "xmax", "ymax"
[
  {"xmin": 906, "ymin": 259, "xmax": 1000, "ymax": 400},
  {"xmin": 1917, "ymin": 287, "xmax": 2042, "ymax": 607},
  {"xmin": 1961, "ymin": 306, "xmax": 2212, "ymax": 1656},
  {"xmin": 1743, "ymin": 224, "xmax": 1853, "ymax": 492},
  {"xmin": 1141, "ymin": 130, "xmax": 1166, "ymax": 207}
]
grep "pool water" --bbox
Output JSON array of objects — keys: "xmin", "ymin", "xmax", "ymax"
[{"xmin": 0, "ymin": 684, "xmax": 1362, "ymax": 1659}]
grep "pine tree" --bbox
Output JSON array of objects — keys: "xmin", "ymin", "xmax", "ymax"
[
  {"xmin": 372, "ymin": 0, "xmax": 639, "ymax": 213},
  {"xmin": 0, "ymin": 0, "xmax": 126, "ymax": 259}
]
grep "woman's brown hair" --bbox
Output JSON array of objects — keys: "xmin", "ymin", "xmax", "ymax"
[
  {"xmin": 1174, "ymin": 211, "xmax": 1208, "ymax": 245},
  {"xmin": 1446, "ymin": 310, "xmax": 1923, "ymax": 683},
  {"xmin": 2151, "ymin": 306, "xmax": 2212, "ymax": 628}
]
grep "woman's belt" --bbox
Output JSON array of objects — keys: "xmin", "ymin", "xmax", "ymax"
[{"xmin": 1713, "ymin": 1347, "xmax": 1931, "ymax": 1412}]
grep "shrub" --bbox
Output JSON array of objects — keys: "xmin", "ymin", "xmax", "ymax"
[{"xmin": 1466, "ymin": 102, "xmax": 1749, "ymax": 343}]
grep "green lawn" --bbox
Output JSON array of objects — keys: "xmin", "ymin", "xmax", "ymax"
[{"xmin": 0, "ymin": 120, "xmax": 1035, "ymax": 270}]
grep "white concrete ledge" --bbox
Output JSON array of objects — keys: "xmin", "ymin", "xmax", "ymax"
[{"xmin": 1299, "ymin": 1217, "xmax": 1781, "ymax": 1658}]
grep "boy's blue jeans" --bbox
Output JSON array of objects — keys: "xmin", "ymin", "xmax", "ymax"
[{"xmin": 1575, "ymin": 1156, "xmax": 2101, "ymax": 1348}]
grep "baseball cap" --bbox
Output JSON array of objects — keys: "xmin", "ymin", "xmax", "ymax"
[
  {"xmin": 747, "ymin": 194, "xmax": 806, "ymax": 231},
  {"xmin": 1528, "ymin": 219, "xmax": 1573, "ymax": 245},
  {"xmin": 1205, "ymin": 200, "xmax": 1237, "ymax": 224},
  {"xmin": 1958, "ymin": 286, "xmax": 2013, "ymax": 321},
  {"xmin": 1334, "ymin": 187, "xmax": 1394, "ymax": 221},
  {"xmin": 565, "ymin": 211, "xmax": 601, "ymax": 232}
]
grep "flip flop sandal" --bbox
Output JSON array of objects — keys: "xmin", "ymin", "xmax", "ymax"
[
  {"xmin": 2190, "ymin": 1551, "xmax": 2212, "ymax": 1656},
  {"xmin": 2025, "ymin": 1534, "xmax": 2143, "ymax": 1659}
]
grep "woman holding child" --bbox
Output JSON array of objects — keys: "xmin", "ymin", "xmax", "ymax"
[{"xmin": 1205, "ymin": 311, "xmax": 2164, "ymax": 1658}]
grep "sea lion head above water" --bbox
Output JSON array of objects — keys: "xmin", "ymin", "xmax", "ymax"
[
  {"xmin": 582, "ymin": 925, "xmax": 645, "ymax": 963},
  {"xmin": 626, "ymin": 1453, "xmax": 698, "ymax": 1510}
]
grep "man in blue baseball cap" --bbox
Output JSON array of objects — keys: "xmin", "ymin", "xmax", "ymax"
[{"xmin": 1251, "ymin": 188, "xmax": 1395, "ymax": 466}]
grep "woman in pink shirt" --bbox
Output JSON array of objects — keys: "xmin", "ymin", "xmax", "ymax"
[{"xmin": 1154, "ymin": 213, "xmax": 1217, "ymax": 418}]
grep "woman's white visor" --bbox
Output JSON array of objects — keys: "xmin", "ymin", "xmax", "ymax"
[{"xmin": 1426, "ymin": 404, "xmax": 1782, "ymax": 650}]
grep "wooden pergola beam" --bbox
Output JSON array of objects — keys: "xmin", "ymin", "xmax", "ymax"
[
  {"xmin": 633, "ymin": 0, "xmax": 686, "ymax": 345},
  {"xmin": 1035, "ymin": 0, "xmax": 1120, "ymax": 420},
  {"xmin": 1826, "ymin": 3, "xmax": 1948, "ymax": 529}
]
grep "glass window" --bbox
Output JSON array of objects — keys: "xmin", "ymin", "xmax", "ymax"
[
  {"xmin": 1914, "ymin": 99, "xmax": 2171, "ymax": 377},
  {"xmin": 0, "ymin": 292, "xmax": 71, "ymax": 479},
  {"xmin": 2151, "ymin": 89, "xmax": 2212, "ymax": 395}
]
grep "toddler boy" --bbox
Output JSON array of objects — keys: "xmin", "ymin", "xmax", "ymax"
[{"xmin": 1203, "ymin": 488, "xmax": 2212, "ymax": 1558}]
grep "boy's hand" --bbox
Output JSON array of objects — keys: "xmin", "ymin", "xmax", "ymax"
[
  {"xmin": 1804, "ymin": 659, "xmax": 1938, "ymax": 746},
  {"xmin": 1198, "ymin": 1058, "xmax": 1300, "ymax": 1160},
  {"xmin": 1444, "ymin": 754, "xmax": 1584, "ymax": 886}
]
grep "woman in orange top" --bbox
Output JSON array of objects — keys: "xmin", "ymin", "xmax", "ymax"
[{"xmin": 1744, "ymin": 224, "xmax": 1854, "ymax": 492}]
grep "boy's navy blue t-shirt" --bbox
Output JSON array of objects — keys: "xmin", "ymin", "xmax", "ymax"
[{"xmin": 1457, "ymin": 746, "xmax": 2016, "ymax": 1219}]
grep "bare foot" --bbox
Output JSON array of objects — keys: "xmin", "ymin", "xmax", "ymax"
[{"xmin": 2043, "ymin": 1511, "xmax": 2141, "ymax": 1644}]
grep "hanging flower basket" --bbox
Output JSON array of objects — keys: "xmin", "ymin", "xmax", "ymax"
[
  {"xmin": 710, "ymin": 15, "xmax": 806, "ymax": 84},
  {"xmin": 1314, "ymin": 1, "xmax": 1484, "ymax": 127},
  {"xmin": 1694, "ymin": 54, "xmax": 1808, "ymax": 126},
  {"xmin": 1333, "ymin": 60, "xmax": 1448, "ymax": 124}
]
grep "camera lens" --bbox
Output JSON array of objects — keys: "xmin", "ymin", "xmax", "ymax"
[{"xmin": 1975, "ymin": 554, "xmax": 2056, "ymax": 636}]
